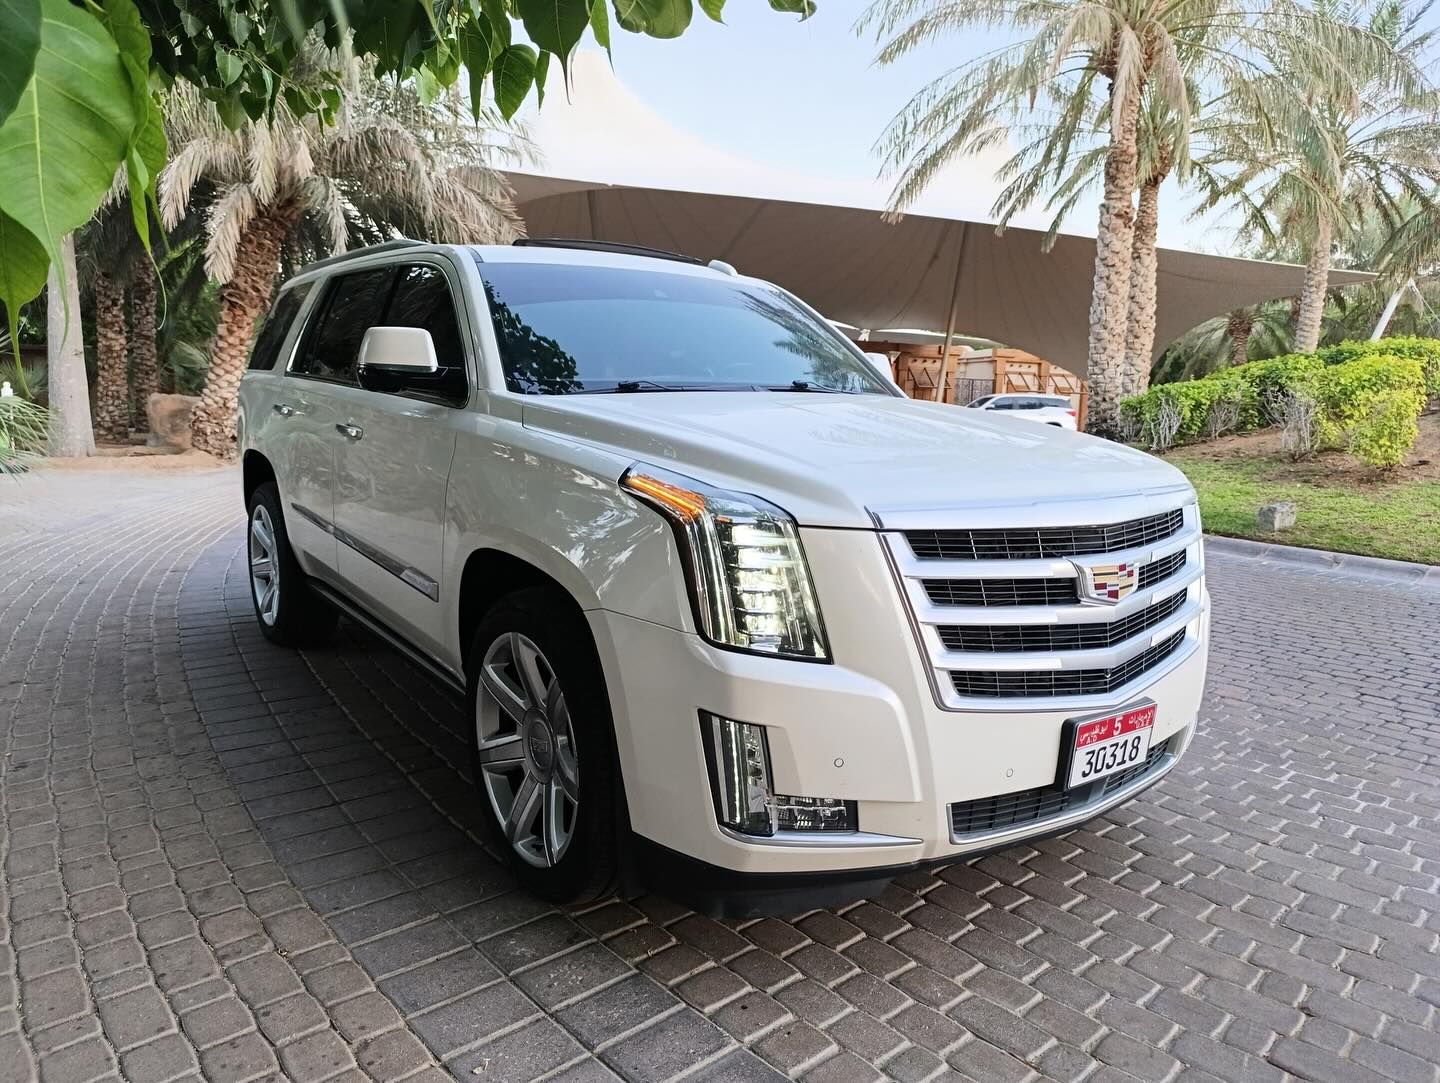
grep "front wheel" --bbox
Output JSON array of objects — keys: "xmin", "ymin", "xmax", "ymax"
[
  {"xmin": 246, "ymin": 482, "xmax": 337, "ymax": 646},
  {"xmin": 467, "ymin": 588, "xmax": 620, "ymax": 904}
]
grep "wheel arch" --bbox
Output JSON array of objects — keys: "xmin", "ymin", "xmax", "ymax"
[
  {"xmin": 457, "ymin": 547, "xmax": 596, "ymax": 673},
  {"xmin": 242, "ymin": 450, "xmax": 277, "ymax": 506}
]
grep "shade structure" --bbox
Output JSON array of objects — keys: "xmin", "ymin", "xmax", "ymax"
[{"xmin": 506, "ymin": 172, "xmax": 1374, "ymax": 376}]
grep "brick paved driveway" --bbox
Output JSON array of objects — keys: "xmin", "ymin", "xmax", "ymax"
[{"xmin": 3, "ymin": 466, "xmax": 1438, "ymax": 1083}]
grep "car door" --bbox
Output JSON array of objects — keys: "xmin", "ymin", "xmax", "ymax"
[
  {"xmin": 277, "ymin": 266, "xmax": 396, "ymax": 580},
  {"xmin": 328, "ymin": 261, "xmax": 467, "ymax": 657}
]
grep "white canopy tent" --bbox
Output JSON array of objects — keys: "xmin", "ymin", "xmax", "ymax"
[{"xmin": 505, "ymin": 172, "xmax": 1374, "ymax": 377}]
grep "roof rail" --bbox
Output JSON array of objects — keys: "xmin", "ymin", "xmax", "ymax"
[
  {"xmin": 511, "ymin": 237, "xmax": 704, "ymax": 266},
  {"xmin": 302, "ymin": 238, "xmax": 425, "ymax": 272}
]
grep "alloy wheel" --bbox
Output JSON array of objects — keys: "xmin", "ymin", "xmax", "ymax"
[
  {"xmin": 249, "ymin": 504, "xmax": 280, "ymax": 626},
  {"xmin": 475, "ymin": 632, "xmax": 580, "ymax": 868}
]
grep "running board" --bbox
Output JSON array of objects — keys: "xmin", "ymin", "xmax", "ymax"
[{"xmin": 309, "ymin": 581, "xmax": 466, "ymax": 698}]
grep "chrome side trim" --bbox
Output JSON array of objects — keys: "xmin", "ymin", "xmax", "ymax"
[
  {"xmin": 289, "ymin": 502, "xmax": 439, "ymax": 602},
  {"xmin": 949, "ymin": 724, "xmax": 1192, "ymax": 849},
  {"xmin": 290, "ymin": 502, "xmax": 334, "ymax": 535},
  {"xmin": 718, "ymin": 827, "xmax": 922, "ymax": 849}
]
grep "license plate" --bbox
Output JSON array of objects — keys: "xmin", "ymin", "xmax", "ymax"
[{"xmin": 1065, "ymin": 703, "xmax": 1155, "ymax": 789}]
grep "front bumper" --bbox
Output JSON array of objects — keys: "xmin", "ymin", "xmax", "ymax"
[{"xmin": 589, "ymin": 579, "xmax": 1209, "ymax": 883}]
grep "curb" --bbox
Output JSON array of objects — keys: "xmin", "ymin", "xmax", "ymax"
[{"xmin": 1203, "ymin": 534, "xmax": 1440, "ymax": 589}]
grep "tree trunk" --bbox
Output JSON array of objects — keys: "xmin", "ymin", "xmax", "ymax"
[
  {"xmin": 1226, "ymin": 310, "xmax": 1253, "ymax": 366},
  {"xmin": 1085, "ymin": 77, "xmax": 1143, "ymax": 436},
  {"xmin": 191, "ymin": 204, "xmax": 298, "ymax": 459},
  {"xmin": 1122, "ymin": 173, "xmax": 1164, "ymax": 399},
  {"xmin": 46, "ymin": 234, "xmax": 96, "ymax": 457},
  {"xmin": 93, "ymin": 272, "xmax": 130, "ymax": 442},
  {"xmin": 1293, "ymin": 215, "xmax": 1332, "ymax": 353},
  {"xmin": 129, "ymin": 270, "xmax": 159, "ymax": 429}
]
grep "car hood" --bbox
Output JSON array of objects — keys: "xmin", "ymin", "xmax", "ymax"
[{"xmin": 521, "ymin": 392, "xmax": 1193, "ymax": 528}]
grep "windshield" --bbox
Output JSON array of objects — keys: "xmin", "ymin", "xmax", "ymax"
[{"xmin": 474, "ymin": 260, "xmax": 896, "ymax": 396}]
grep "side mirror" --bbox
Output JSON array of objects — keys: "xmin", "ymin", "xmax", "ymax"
[{"xmin": 358, "ymin": 326, "xmax": 438, "ymax": 374}]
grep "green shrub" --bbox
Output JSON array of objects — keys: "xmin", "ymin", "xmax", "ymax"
[
  {"xmin": 1315, "ymin": 337, "xmax": 1440, "ymax": 400},
  {"xmin": 1309, "ymin": 356, "xmax": 1426, "ymax": 447},
  {"xmin": 1349, "ymin": 389, "xmax": 1422, "ymax": 469}
]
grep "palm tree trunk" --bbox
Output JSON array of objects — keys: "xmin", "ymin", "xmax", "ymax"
[
  {"xmin": 1085, "ymin": 77, "xmax": 1143, "ymax": 436},
  {"xmin": 93, "ymin": 272, "xmax": 130, "ymax": 442},
  {"xmin": 129, "ymin": 270, "xmax": 159, "ymax": 430},
  {"xmin": 1293, "ymin": 215, "xmax": 1332, "ymax": 353},
  {"xmin": 47, "ymin": 234, "xmax": 97, "ymax": 457},
  {"xmin": 191, "ymin": 204, "xmax": 298, "ymax": 459},
  {"xmin": 1122, "ymin": 174, "xmax": 1164, "ymax": 399},
  {"xmin": 1226, "ymin": 310, "xmax": 1253, "ymax": 366}
]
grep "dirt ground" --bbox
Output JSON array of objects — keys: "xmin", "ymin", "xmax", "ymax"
[
  {"xmin": 34, "ymin": 446, "xmax": 226, "ymax": 471},
  {"xmin": 1173, "ymin": 408, "xmax": 1440, "ymax": 484}
]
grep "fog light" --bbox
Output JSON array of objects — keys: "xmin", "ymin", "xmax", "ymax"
[
  {"xmin": 773, "ymin": 795, "xmax": 855, "ymax": 833},
  {"xmin": 702, "ymin": 713, "xmax": 856, "ymax": 836}
]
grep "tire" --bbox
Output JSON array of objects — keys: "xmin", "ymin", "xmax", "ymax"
[
  {"xmin": 245, "ymin": 482, "xmax": 338, "ymax": 647},
  {"xmin": 467, "ymin": 588, "xmax": 620, "ymax": 904}
]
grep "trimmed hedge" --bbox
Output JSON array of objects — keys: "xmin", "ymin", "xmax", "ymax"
[{"xmin": 1120, "ymin": 338, "xmax": 1436, "ymax": 464}]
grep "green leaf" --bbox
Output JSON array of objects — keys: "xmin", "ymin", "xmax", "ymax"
[
  {"xmin": 533, "ymin": 48, "xmax": 550, "ymax": 106},
  {"xmin": 0, "ymin": 0, "xmax": 135, "ymax": 271},
  {"xmin": 0, "ymin": 0, "xmax": 41, "ymax": 126},
  {"xmin": 613, "ymin": 0, "xmax": 692, "ymax": 39},
  {"xmin": 589, "ymin": 0, "xmax": 610, "ymax": 56},
  {"xmin": 228, "ymin": 10, "xmax": 251, "ymax": 44},
  {"xmin": 517, "ymin": 0, "xmax": 590, "ymax": 63},
  {"xmin": 766, "ymin": 0, "xmax": 814, "ymax": 15},
  {"xmin": 0, "ymin": 209, "xmax": 47, "ymax": 350},
  {"xmin": 215, "ymin": 47, "xmax": 244, "ymax": 86},
  {"xmin": 491, "ymin": 43, "xmax": 536, "ymax": 119},
  {"xmin": 699, "ymin": 0, "xmax": 724, "ymax": 21},
  {"xmin": 459, "ymin": 14, "xmax": 509, "ymax": 117},
  {"xmin": 125, "ymin": 101, "xmax": 166, "ymax": 247}
]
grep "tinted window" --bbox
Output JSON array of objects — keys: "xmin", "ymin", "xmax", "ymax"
[
  {"xmin": 1042, "ymin": 396, "xmax": 1071, "ymax": 408},
  {"xmin": 990, "ymin": 399, "xmax": 1017, "ymax": 410},
  {"xmin": 248, "ymin": 284, "xmax": 311, "ymax": 370},
  {"xmin": 476, "ymin": 260, "xmax": 893, "ymax": 396},
  {"xmin": 292, "ymin": 268, "xmax": 394, "ymax": 384},
  {"xmin": 380, "ymin": 264, "xmax": 468, "ymax": 405},
  {"xmin": 1016, "ymin": 399, "xmax": 1046, "ymax": 410},
  {"xmin": 967, "ymin": 395, "xmax": 993, "ymax": 408}
]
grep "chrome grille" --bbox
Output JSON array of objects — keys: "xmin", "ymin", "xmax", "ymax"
[
  {"xmin": 1138, "ymin": 549, "xmax": 1186, "ymax": 590},
  {"xmin": 924, "ymin": 548, "xmax": 1189, "ymax": 609},
  {"xmin": 884, "ymin": 498, "xmax": 1204, "ymax": 709},
  {"xmin": 938, "ymin": 590, "xmax": 1187, "ymax": 653},
  {"xmin": 950, "ymin": 631, "xmax": 1186, "ymax": 699},
  {"xmin": 951, "ymin": 737, "xmax": 1174, "ymax": 837},
  {"xmin": 905, "ymin": 508, "xmax": 1184, "ymax": 561}
]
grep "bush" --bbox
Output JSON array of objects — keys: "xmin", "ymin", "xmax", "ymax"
[
  {"xmin": 1121, "ymin": 337, "xmax": 1438, "ymax": 451},
  {"xmin": 1309, "ymin": 356, "xmax": 1426, "ymax": 448},
  {"xmin": 1315, "ymin": 337, "xmax": 1440, "ymax": 401},
  {"xmin": 1350, "ymin": 389, "xmax": 1421, "ymax": 470}
]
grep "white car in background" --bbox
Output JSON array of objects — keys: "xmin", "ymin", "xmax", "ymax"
[{"xmin": 968, "ymin": 392, "xmax": 1079, "ymax": 430}]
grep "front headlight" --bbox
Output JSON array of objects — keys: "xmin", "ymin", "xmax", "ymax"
[{"xmin": 621, "ymin": 465, "xmax": 829, "ymax": 661}]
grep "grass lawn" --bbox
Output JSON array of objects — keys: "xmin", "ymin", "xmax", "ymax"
[{"xmin": 1167, "ymin": 448, "xmax": 1440, "ymax": 566}]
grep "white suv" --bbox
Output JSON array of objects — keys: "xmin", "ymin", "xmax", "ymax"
[
  {"xmin": 238, "ymin": 239, "xmax": 1210, "ymax": 915},
  {"xmin": 967, "ymin": 392, "xmax": 1079, "ymax": 430}
]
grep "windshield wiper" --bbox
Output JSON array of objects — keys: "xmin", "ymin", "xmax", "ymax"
[
  {"xmin": 573, "ymin": 380, "xmax": 681, "ymax": 394},
  {"xmin": 763, "ymin": 381, "xmax": 850, "ymax": 393}
]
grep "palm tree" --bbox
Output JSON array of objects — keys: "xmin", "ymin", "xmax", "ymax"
[
  {"xmin": 862, "ymin": 0, "xmax": 1262, "ymax": 433},
  {"xmin": 80, "ymin": 204, "xmax": 154, "ymax": 442},
  {"xmin": 159, "ymin": 50, "xmax": 530, "ymax": 458},
  {"xmin": 1195, "ymin": 1, "xmax": 1440, "ymax": 353},
  {"xmin": 862, "ymin": 0, "xmax": 1419, "ymax": 431},
  {"xmin": 1151, "ymin": 299, "xmax": 1295, "ymax": 382}
]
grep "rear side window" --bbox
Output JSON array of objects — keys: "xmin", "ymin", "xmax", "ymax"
[
  {"xmin": 248, "ymin": 284, "xmax": 311, "ymax": 370},
  {"xmin": 1042, "ymin": 396, "xmax": 1071, "ymax": 408},
  {"xmin": 292, "ymin": 268, "xmax": 394, "ymax": 384},
  {"xmin": 381, "ymin": 264, "xmax": 469, "ymax": 405}
]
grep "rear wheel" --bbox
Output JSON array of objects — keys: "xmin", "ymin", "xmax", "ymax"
[
  {"xmin": 467, "ymin": 588, "xmax": 619, "ymax": 903},
  {"xmin": 246, "ymin": 482, "xmax": 337, "ymax": 646}
]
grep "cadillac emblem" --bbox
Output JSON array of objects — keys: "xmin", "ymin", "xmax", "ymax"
[{"xmin": 1076, "ymin": 561, "xmax": 1139, "ymax": 604}]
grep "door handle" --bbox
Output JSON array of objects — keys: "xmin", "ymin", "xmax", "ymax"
[
  {"xmin": 335, "ymin": 423, "xmax": 364, "ymax": 440},
  {"xmin": 273, "ymin": 402, "xmax": 295, "ymax": 417}
]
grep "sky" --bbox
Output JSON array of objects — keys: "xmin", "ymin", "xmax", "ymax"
[{"xmin": 513, "ymin": 5, "xmax": 1237, "ymax": 253}]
